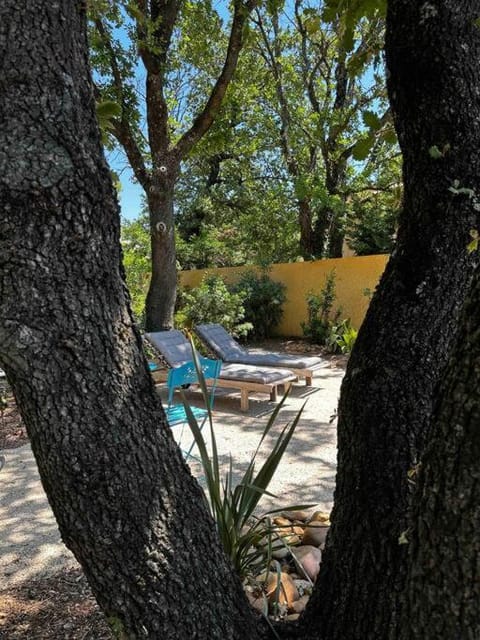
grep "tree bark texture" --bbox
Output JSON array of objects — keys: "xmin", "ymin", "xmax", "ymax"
[
  {"xmin": 399, "ymin": 270, "xmax": 480, "ymax": 639},
  {"xmin": 0, "ymin": 3, "xmax": 260, "ymax": 638},
  {"xmin": 303, "ymin": 2, "xmax": 480, "ymax": 638},
  {"xmin": 145, "ymin": 167, "xmax": 179, "ymax": 332}
]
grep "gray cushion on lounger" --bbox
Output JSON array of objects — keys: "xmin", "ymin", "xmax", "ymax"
[
  {"xmin": 145, "ymin": 330, "xmax": 193, "ymax": 368},
  {"xmin": 145, "ymin": 331, "xmax": 296, "ymax": 384},
  {"xmin": 220, "ymin": 363, "xmax": 295, "ymax": 384},
  {"xmin": 195, "ymin": 323, "xmax": 324, "ymax": 369}
]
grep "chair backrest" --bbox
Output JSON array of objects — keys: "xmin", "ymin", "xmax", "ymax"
[
  {"xmin": 195, "ymin": 324, "xmax": 245, "ymax": 360},
  {"xmin": 145, "ymin": 330, "xmax": 193, "ymax": 367},
  {"xmin": 166, "ymin": 357, "xmax": 222, "ymax": 410}
]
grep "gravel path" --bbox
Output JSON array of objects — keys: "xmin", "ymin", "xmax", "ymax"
[{"xmin": 0, "ymin": 361, "xmax": 343, "ymax": 590}]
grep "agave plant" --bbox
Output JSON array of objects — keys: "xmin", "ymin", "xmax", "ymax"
[{"xmin": 180, "ymin": 343, "xmax": 314, "ymax": 579}]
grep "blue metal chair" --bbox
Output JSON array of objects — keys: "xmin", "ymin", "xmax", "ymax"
[{"xmin": 165, "ymin": 357, "xmax": 222, "ymax": 460}]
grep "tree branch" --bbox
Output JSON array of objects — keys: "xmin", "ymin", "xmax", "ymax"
[
  {"xmin": 253, "ymin": 7, "xmax": 299, "ymax": 177},
  {"xmin": 173, "ymin": 0, "xmax": 259, "ymax": 161},
  {"xmin": 93, "ymin": 18, "xmax": 151, "ymax": 191},
  {"xmin": 132, "ymin": 1, "xmax": 181, "ymax": 163}
]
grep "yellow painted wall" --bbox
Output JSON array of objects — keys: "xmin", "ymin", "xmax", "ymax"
[{"xmin": 180, "ymin": 255, "xmax": 389, "ymax": 337}]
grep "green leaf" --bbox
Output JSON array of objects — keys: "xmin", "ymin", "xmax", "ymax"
[
  {"xmin": 95, "ymin": 100, "xmax": 122, "ymax": 119},
  {"xmin": 467, "ymin": 229, "xmax": 479, "ymax": 253},
  {"xmin": 304, "ymin": 16, "xmax": 321, "ymax": 35},
  {"xmin": 352, "ymin": 135, "xmax": 374, "ymax": 161},
  {"xmin": 321, "ymin": 4, "xmax": 339, "ymax": 22},
  {"xmin": 362, "ymin": 110, "xmax": 382, "ymax": 131},
  {"xmin": 382, "ymin": 128, "xmax": 397, "ymax": 145},
  {"xmin": 429, "ymin": 145, "xmax": 442, "ymax": 159},
  {"xmin": 398, "ymin": 530, "xmax": 409, "ymax": 545}
]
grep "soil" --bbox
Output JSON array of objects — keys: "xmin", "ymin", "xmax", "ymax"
[
  {"xmin": 0, "ymin": 393, "xmax": 28, "ymax": 450},
  {"xmin": 0, "ymin": 568, "xmax": 111, "ymax": 639},
  {"xmin": 0, "ymin": 338, "xmax": 346, "ymax": 639},
  {"xmin": 0, "ymin": 393, "xmax": 111, "ymax": 639}
]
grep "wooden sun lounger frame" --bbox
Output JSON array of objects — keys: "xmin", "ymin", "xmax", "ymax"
[
  {"xmin": 284, "ymin": 365, "xmax": 323, "ymax": 386},
  {"xmin": 150, "ymin": 366, "xmax": 295, "ymax": 412}
]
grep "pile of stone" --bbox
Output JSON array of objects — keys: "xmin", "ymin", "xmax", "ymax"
[{"xmin": 244, "ymin": 509, "xmax": 330, "ymax": 621}]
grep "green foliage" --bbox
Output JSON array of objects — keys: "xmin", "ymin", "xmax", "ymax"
[
  {"xmin": 176, "ymin": 225, "xmax": 246, "ymax": 270},
  {"xmin": 232, "ymin": 271, "xmax": 287, "ymax": 340},
  {"xmin": 178, "ymin": 275, "xmax": 251, "ymax": 338},
  {"xmin": 322, "ymin": 0, "xmax": 386, "ymax": 52},
  {"xmin": 347, "ymin": 203, "xmax": 397, "ymax": 255},
  {"xmin": 121, "ymin": 215, "xmax": 150, "ymax": 327},
  {"xmin": 326, "ymin": 319, "xmax": 358, "ymax": 354},
  {"xmin": 468, "ymin": 229, "xmax": 479, "ymax": 254},
  {"xmin": 183, "ymin": 348, "xmax": 313, "ymax": 579},
  {"xmin": 95, "ymin": 99, "xmax": 121, "ymax": 145},
  {"xmin": 302, "ymin": 271, "xmax": 357, "ymax": 353},
  {"xmin": 302, "ymin": 271, "xmax": 341, "ymax": 345}
]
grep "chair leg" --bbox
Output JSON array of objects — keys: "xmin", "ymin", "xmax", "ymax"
[
  {"xmin": 270, "ymin": 387, "xmax": 277, "ymax": 402},
  {"xmin": 240, "ymin": 389, "xmax": 249, "ymax": 412},
  {"xmin": 305, "ymin": 375, "xmax": 312, "ymax": 386}
]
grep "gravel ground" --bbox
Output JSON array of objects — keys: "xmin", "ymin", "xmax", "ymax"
[{"xmin": 0, "ymin": 358, "xmax": 344, "ymax": 591}]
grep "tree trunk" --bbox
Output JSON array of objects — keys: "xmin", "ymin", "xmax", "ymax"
[
  {"xmin": 399, "ymin": 266, "xmax": 480, "ymax": 640},
  {"xmin": 313, "ymin": 204, "xmax": 345, "ymax": 259},
  {"xmin": 0, "ymin": 3, "xmax": 261, "ymax": 638},
  {"xmin": 298, "ymin": 197, "xmax": 316, "ymax": 258},
  {"xmin": 327, "ymin": 224, "xmax": 343, "ymax": 258},
  {"xmin": 145, "ymin": 167, "xmax": 178, "ymax": 332},
  {"xmin": 302, "ymin": 2, "xmax": 480, "ymax": 638}
]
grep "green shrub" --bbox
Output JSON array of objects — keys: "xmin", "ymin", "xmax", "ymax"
[
  {"xmin": 233, "ymin": 270, "xmax": 287, "ymax": 340},
  {"xmin": 326, "ymin": 319, "xmax": 358, "ymax": 354},
  {"xmin": 302, "ymin": 271, "xmax": 357, "ymax": 353},
  {"xmin": 301, "ymin": 270, "xmax": 341, "ymax": 345},
  {"xmin": 178, "ymin": 274, "xmax": 252, "ymax": 338}
]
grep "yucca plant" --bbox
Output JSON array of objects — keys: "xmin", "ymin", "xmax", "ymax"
[{"xmin": 180, "ymin": 342, "xmax": 314, "ymax": 580}]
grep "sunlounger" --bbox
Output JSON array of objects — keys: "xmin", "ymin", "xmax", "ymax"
[
  {"xmin": 195, "ymin": 323, "xmax": 325, "ymax": 385},
  {"xmin": 145, "ymin": 330, "xmax": 297, "ymax": 412}
]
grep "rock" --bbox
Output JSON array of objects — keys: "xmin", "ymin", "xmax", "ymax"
[
  {"xmin": 302, "ymin": 524, "xmax": 329, "ymax": 548},
  {"xmin": 290, "ymin": 595, "xmax": 310, "ymax": 614},
  {"xmin": 282, "ymin": 510, "xmax": 313, "ymax": 522},
  {"xmin": 258, "ymin": 527, "xmax": 301, "ymax": 559},
  {"xmin": 245, "ymin": 590, "xmax": 267, "ymax": 614},
  {"xmin": 292, "ymin": 545, "xmax": 322, "ymax": 581},
  {"xmin": 272, "ymin": 546, "xmax": 290, "ymax": 559},
  {"xmin": 309, "ymin": 510, "xmax": 331, "ymax": 524},
  {"xmin": 293, "ymin": 579, "xmax": 313, "ymax": 596},
  {"xmin": 286, "ymin": 613, "xmax": 301, "ymax": 622},
  {"xmin": 258, "ymin": 571, "xmax": 300, "ymax": 607},
  {"xmin": 272, "ymin": 517, "xmax": 303, "ymax": 544},
  {"xmin": 257, "ymin": 534, "xmax": 285, "ymax": 552}
]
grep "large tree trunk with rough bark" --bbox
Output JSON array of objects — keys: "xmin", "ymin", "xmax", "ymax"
[
  {"xmin": 399, "ymin": 261, "xmax": 480, "ymax": 640},
  {"xmin": 0, "ymin": 3, "xmax": 260, "ymax": 638},
  {"xmin": 302, "ymin": 2, "xmax": 480, "ymax": 638}
]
